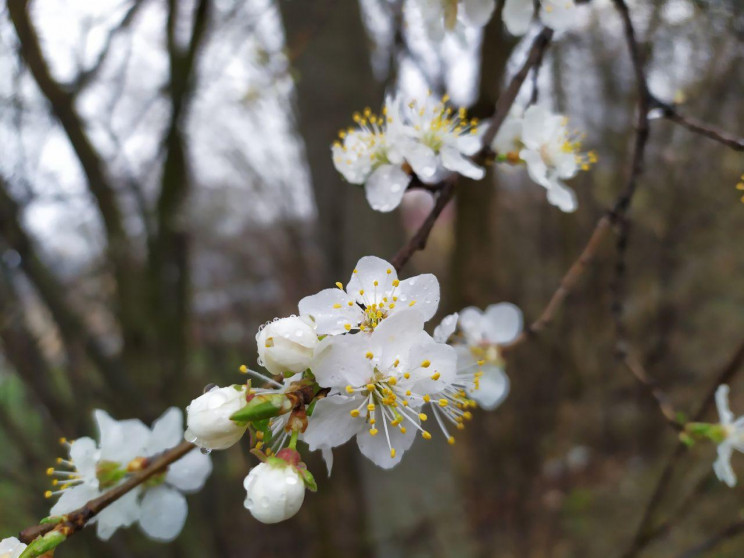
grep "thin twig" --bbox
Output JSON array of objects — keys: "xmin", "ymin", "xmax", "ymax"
[
  {"xmin": 674, "ymin": 519, "xmax": 744, "ymax": 558},
  {"xmin": 393, "ymin": 27, "xmax": 554, "ymax": 273},
  {"xmin": 653, "ymin": 97, "xmax": 744, "ymax": 152},
  {"xmin": 18, "ymin": 441, "xmax": 195, "ymax": 545},
  {"xmin": 622, "ymin": 352, "xmax": 682, "ymax": 430}
]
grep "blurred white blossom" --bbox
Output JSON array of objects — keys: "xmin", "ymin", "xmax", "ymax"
[
  {"xmin": 713, "ymin": 385, "xmax": 744, "ymax": 487},
  {"xmin": 0, "ymin": 537, "xmax": 27, "ymax": 558}
]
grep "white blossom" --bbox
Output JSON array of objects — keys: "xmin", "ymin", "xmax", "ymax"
[
  {"xmin": 502, "ymin": 0, "xmax": 579, "ymax": 36},
  {"xmin": 299, "ymin": 255, "xmax": 439, "ymax": 335},
  {"xmin": 256, "ymin": 316, "xmax": 318, "ymax": 375},
  {"xmin": 713, "ymin": 385, "xmax": 744, "ymax": 487},
  {"xmin": 48, "ymin": 408, "xmax": 212, "ymax": 542},
  {"xmin": 0, "ymin": 537, "xmax": 26, "ymax": 558},
  {"xmin": 243, "ymin": 462, "xmax": 305, "ymax": 524},
  {"xmin": 492, "ymin": 104, "xmax": 596, "ymax": 213},
  {"xmin": 185, "ymin": 385, "xmax": 249, "ymax": 450},
  {"xmin": 303, "ymin": 309, "xmax": 457, "ymax": 468}
]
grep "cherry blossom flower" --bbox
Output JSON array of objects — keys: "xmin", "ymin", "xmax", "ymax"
[
  {"xmin": 303, "ymin": 310, "xmax": 457, "ymax": 468},
  {"xmin": 48, "ymin": 408, "xmax": 211, "ymax": 542},
  {"xmin": 713, "ymin": 385, "xmax": 744, "ymax": 487},
  {"xmin": 256, "ymin": 316, "xmax": 318, "ymax": 375},
  {"xmin": 299, "ymin": 255, "xmax": 440, "ymax": 335},
  {"xmin": 0, "ymin": 537, "xmax": 26, "ymax": 558},
  {"xmin": 185, "ymin": 385, "xmax": 249, "ymax": 451},
  {"xmin": 492, "ymin": 104, "xmax": 596, "ymax": 212},
  {"xmin": 502, "ymin": 0, "xmax": 579, "ymax": 36}
]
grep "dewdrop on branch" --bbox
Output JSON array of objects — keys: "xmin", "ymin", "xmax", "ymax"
[
  {"xmin": 185, "ymin": 385, "xmax": 249, "ymax": 450},
  {"xmin": 243, "ymin": 449, "xmax": 316, "ymax": 524}
]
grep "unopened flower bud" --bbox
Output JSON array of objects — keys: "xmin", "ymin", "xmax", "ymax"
[
  {"xmin": 256, "ymin": 317, "xmax": 318, "ymax": 375},
  {"xmin": 243, "ymin": 461, "xmax": 305, "ymax": 524},
  {"xmin": 185, "ymin": 385, "xmax": 248, "ymax": 450}
]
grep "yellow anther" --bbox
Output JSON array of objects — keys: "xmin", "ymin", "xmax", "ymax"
[
  {"xmin": 255, "ymin": 430, "xmax": 264, "ymax": 440},
  {"xmin": 59, "ymin": 437, "xmax": 67, "ymax": 444},
  {"xmin": 477, "ymin": 360, "xmax": 485, "ymax": 366},
  {"xmin": 350, "ymin": 409, "xmax": 360, "ymax": 417},
  {"xmin": 365, "ymin": 352, "xmax": 374, "ymax": 360},
  {"xmin": 56, "ymin": 458, "xmax": 64, "ymax": 464},
  {"xmin": 457, "ymin": 423, "xmax": 465, "ymax": 430},
  {"xmin": 392, "ymin": 279, "xmax": 400, "ymax": 287},
  {"xmin": 423, "ymin": 394, "xmax": 431, "ymax": 403},
  {"xmin": 255, "ymin": 441, "xmax": 264, "ymax": 450},
  {"xmin": 439, "ymin": 399, "xmax": 448, "ymax": 407},
  {"xmin": 463, "ymin": 411, "xmax": 473, "ymax": 420},
  {"xmin": 422, "ymin": 431, "xmax": 432, "ymax": 440},
  {"xmin": 737, "ymin": 182, "xmax": 744, "ymax": 191},
  {"xmin": 431, "ymin": 372, "xmax": 440, "ymax": 381},
  {"xmin": 402, "ymin": 400, "xmax": 409, "ymax": 407},
  {"xmin": 335, "ymin": 282, "xmax": 344, "ymax": 289},
  {"xmin": 393, "ymin": 359, "xmax": 400, "ymax": 367},
  {"xmin": 333, "ymin": 303, "xmax": 342, "ymax": 309},
  {"xmin": 409, "ymin": 300, "xmax": 416, "ymax": 307},
  {"xmin": 373, "ymin": 280, "xmax": 379, "ymax": 286},
  {"xmin": 390, "ymin": 448, "xmax": 396, "ymax": 458},
  {"xmin": 52, "ymin": 479, "xmax": 59, "ymax": 486},
  {"xmin": 367, "ymin": 403, "xmax": 375, "ymax": 411},
  {"xmin": 369, "ymin": 428, "xmax": 379, "ymax": 436},
  {"xmin": 348, "ymin": 301, "xmax": 354, "ymax": 306},
  {"xmin": 46, "ymin": 467, "xmax": 54, "ymax": 476},
  {"xmin": 344, "ymin": 324, "xmax": 352, "ymax": 331},
  {"xmin": 448, "ymin": 436, "xmax": 456, "ymax": 445},
  {"xmin": 419, "ymin": 413, "xmax": 428, "ymax": 421},
  {"xmin": 388, "ymin": 377, "xmax": 397, "ymax": 385},
  {"xmin": 44, "ymin": 490, "xmax": 53, "ymax": 499},
  {"xmin": 359, "ymin": 289, "xmax": 365, "ymax": 295},
  {"xmin": 239, "ymin": 364, "xmax": 248, "ymax": 373},
  {"xmin": 400, "ymin": 426, "xmax": 407, "ymax": 434},
  {"xmin": 346, "ymin": 385, "xmax": 355, "ymax": 394},
  {"xmin": 420, "ymin": 360, "xmax": 431, "ymax": 368},
  {"xmin": 386, "ymin": 268, "xmax": 392, "ymax": 274},
  {"xmin": 369, "ymin": 418, "xmax": 376, "ymax": 425},
  {"xmin": 403, "ymin": 372, "xmax": 410, "ymax": 379},
  {"xmin": 366, "ymin": 383, "xmax": 375, "ymax": 391}
]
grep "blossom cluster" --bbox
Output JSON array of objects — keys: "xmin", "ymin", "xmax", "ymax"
[
  {"xmin": 184, "ymin": 255, "xmax": 522, "ymax": 523},
  {"xmin": 44, "ymin": 408, "xmax": 211, "ymax": 542}
]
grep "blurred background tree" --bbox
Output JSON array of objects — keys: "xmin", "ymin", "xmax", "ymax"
[{"xmin": 1, "ymin": 0, "xmax": 744, "ymax": 556}]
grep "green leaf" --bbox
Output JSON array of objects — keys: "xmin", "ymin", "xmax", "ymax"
[{"xmin": 298, "ymin": 468, "xmax": 317, "ymax": 492}]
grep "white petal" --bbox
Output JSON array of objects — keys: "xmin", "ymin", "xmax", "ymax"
[
  {"xmin": 94, "ymin": 410, "xmax": 149, "ymax": 464},
  {"xmin": 403, "ymin": 141, "xmax": 438, "ymax": 179},
  {"xmin": 554, "ymin": 149, "xmax": 579, "ymax": 179},
  {"xmin": 346, "ymin": 255, "xmax": 399, "ymax": 306},
  {"xmin": 492, "ymin": 116, "xmax": 523, "ymax": 155},
  {"xmin": 50, "ymin": 483, "xmax": 99, "ymax": 516},
  {"xmin": 520, "ymin": 149, "xmax": 551, "ymax": 189},
  {"xmin": 483, "ymin": 302, "xmax": 523, "ymax": 344},
  {"xmin": 364, "ymin": 164, "xmax": 411, "ymax": 212},
  {"xmin": 407, "ymin": 338, "xmax": 458, "ymax": 394},
  {"xmin": 302, "ymin": 396, "xmax": 362, "ymax": 450},
  {"xmin": 546, "ymin": 180, "xmax": 578, "ymax": 212},
  {"xmin": 166, "ymin": 448, "xmax": 213, "ymax": 493},
  {"xmin": 95, "ymin": 489, "xmax": 140, "ymax": 541},
  {"xmin": 321, "ymin": 446, "xmax": 334, "ymax": 476},
  {"xmin": 456, "ymin": 134, "xmax": 484, "ymax": 156},
  {"xmin": 298, "ymin": 288, "xmax": 363, "ymax": 335},
  {"xmin": 69, "ymin": 437, "xmax": 99, "ymax": 480},
  {"xmin": 146, "ymin": 407, "xmax": 184, "ymax": 456},
  {"xmin": 458, "ymin": 306, "xmax": 486, "ymax": 344},
  {"xmin": 311, "ymin": 335, "xmax": 373, "ymax": 389},
  {"xmin": 393, "ymin": 273, "xmax": 440, "ymax": 322},
  {"xmin": 521, "ymin": 104, "xmax": 554, "ymax": 148},
  {"xmin": 371, "ymin": 309, "xmax": 426, "ymax": 371},
  {"xmin": 468, "ymin": 365, "xmax": 510, "ymax": 411},
  {"xmin": 462, "ymin": 0, "xmax": 496, "ymax": 26},
  {"xmin": 138, "ymin": 486, "xmax": 188, "ymax": 542},
  {"xmin": 0, "ymin": 537, "xmax": 26, "ymax": 557},
  {"xmin": 356, "ymin": 417, "xmax": 418, "ymax": 469},
  {"xmin": 717, "ymin": 385, "xmax": 734, "ymax": 426},
  {"xmin": 714, "ymin": 443, "xmax": 737, "ymax": 487},
  {"xmin": 502, "ymin": 0, "xmax": 534, "ymax": 36},
  {"xmin": 433, "ymin": 312, "xmax": 459, "ymax": 344},
  {"xmin": 440, "ymin": 145, "xmax": 485, "ymax": 180}
]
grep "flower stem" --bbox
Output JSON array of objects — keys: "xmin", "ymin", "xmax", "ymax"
[{"xmin": 288, "ymin": 429, "xmax": 299, "ymax": 450}]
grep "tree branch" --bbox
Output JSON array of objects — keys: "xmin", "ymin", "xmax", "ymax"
[{"xmin": 652, "ymin": 97, "xmax": 744, "ymax": 152}]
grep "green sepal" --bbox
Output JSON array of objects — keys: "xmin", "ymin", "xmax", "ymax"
[
  {"xmin": 38, "ymin": 515, "xmax": 65, "ymax": 526},
  {"xmin": 306, "ymin": 399, "xmax": 318, "ymax": 417},
  {"xmin": 679, "ymin": 432, "xmax": 695, "ymax": 447},
  {"xmin": 19, "ymin": 529, "xmax": 67, "ymax": 558},
  {"xmin": 230, "ymin": 393, "xmax": 292, "ymax": 423},
  {"xmin": 298, "ymin": 468, "xmax": 317, "ymax": 492},
  {"xmin": 684, "ymin": 422, "xmax": 728, "ymax": 444},
  {"xmin": 96, "ymin": 460, "xmax": 127, "ymax": 489}
]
